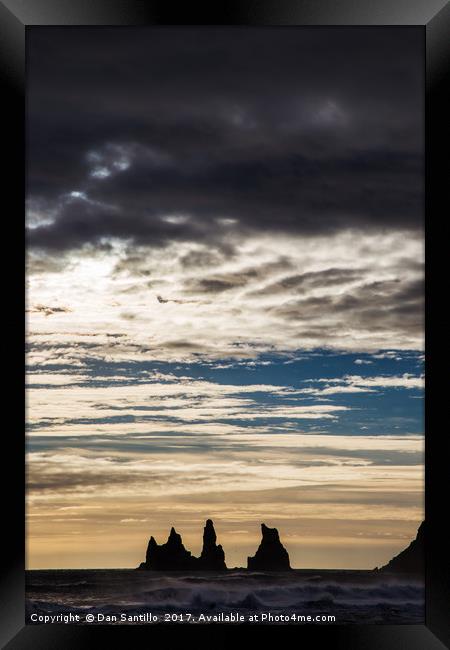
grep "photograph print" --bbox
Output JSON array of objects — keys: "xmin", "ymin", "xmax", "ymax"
[{"xmin": 25, "ymin": 26, "xmax": 425, "ymax": 625}]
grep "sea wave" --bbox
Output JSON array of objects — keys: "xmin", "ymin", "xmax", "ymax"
[{"xmin": 26, "ymin": 569, "xmax": 424, "ymax": 624}]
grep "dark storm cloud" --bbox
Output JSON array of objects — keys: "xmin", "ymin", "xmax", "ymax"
[
  {"xmin": 250, "ymin": 267, "xmax": 364, "ymax": 297},
  {"xmin": 183, "ymin": 258, "xmax": 296, "ymax": 294},
  {"xmin": 180, "ymin": 249, "xmax": 229, "ymax": 269},
  {"xmin": 186, "ymin": 268, "xmax": 261, "ymax": 294},
  {"xmin": 273, "ymin": 278, "xmax": 424, "ymax": 335},
  {"xmin": 27, "ymin": 28, "xmax": 423, "ymax": 252},
  {"xmin": 27, "ymin": 463, "xmax": 173, "ymax": 493}
]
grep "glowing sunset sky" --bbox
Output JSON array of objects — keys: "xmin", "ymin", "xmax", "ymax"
[{"xmin": 26, "ymin": 27, "xmax": 424, "ymax": 569}]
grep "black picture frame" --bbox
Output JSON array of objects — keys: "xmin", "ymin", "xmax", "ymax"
[{"xmin": 2, "ymin": 1, "xmax": 449, "ymax": 647}]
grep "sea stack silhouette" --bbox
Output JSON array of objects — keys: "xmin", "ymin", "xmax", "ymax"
[
  {"xmin": 198, "ymin": 519, "xmax": 227, "ymax": 570},
  {"xmin": 138, "ymin": 519, "xmax": 227, "ymax": 570},
  {"xmin": 247, "ymin": 523, "xmax": 291, "ymax": 571},
  {"xmin": 375, "ymin": 521, "xmax": 424, "ymax": 574},
  {"xmin": 139, "ymin": 527, "xmax": 197, "ymax": 570}
]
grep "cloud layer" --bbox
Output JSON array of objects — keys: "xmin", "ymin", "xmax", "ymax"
[{"xmin": 28, "ymin": 28, "xmax": 423, "ymax": 255}]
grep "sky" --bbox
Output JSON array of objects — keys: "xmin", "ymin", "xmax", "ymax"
[{"xmin": 26, "ymin": 27, "xmax": 424, "ymax": 570}]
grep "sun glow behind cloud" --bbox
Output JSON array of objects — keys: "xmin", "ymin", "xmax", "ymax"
[{"xmin": 27, "ymin": 230, "xmax": 424, "ymax": 362}]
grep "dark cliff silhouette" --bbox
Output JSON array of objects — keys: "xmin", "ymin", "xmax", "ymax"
[
  {"xmin": 138, "ymin": 519, "xmax": 227, "ymax": 570},
  {"xmin": 375, "ymin": 521, "xmax": 424, "ymax": 575},
  {"xmin": 247, "ymin": 523, "xmax": 291, "ymax": 571}
]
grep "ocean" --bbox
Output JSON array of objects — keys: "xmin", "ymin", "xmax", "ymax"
[{"xmin": 25, "ymin": 568, "xmax": 424, "ymax": 625}]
